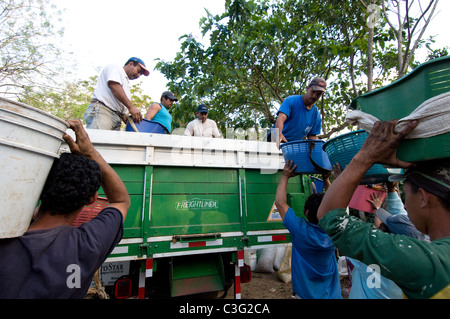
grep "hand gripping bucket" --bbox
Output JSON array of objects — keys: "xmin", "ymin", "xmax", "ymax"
[
  {"xmin": 323, "ymin": 130, "xmax": 403, "ymax": 184},
  {"xmin": 280, "ymin": 140, "xmax": 332, "ymax": 174},
  {"xmin": 0, "ymin": 98, "xmax": 68, "ymax": 238}
]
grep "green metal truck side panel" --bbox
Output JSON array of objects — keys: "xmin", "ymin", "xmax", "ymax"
[
  {"xmin": 99, "ymin": 162, "xmax": 312, "ymax": 259},
  {"xmin": 99, "ymin": 165, "xmax": 145, "ymax": 238},
  {"xmin": 245, "ymin": 170, "xmax": 307, "ymax": 231},
  {"xmin": 153, "ymin": 166, "xmax": 239, "ymax": 184},
  {"xmin": 150, "ymin": 194, "xmax": 241, "ymax": 235},
  {"xmin": 170, "ymin": 254, "xmax": 225, "ymax": 297},
  {"xmin": 150, "ymin": 166, "xmax": 241, "ymax": 236}
]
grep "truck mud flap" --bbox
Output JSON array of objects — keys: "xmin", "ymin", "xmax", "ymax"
[{"xmin": 170, "ymin": 254, "xmax": 225, "ymax": 297}]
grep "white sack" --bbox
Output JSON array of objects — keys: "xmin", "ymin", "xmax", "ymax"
[{"xmin": 346, "ymin": 91, "xmax": 450, "ymax": 139}]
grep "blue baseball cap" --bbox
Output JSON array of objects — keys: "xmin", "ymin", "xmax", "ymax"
[
  {"xmin": 197, "ymin": 104, "xmax": 208, "ymax": 113},
  {"xmin": 127, "ymin": 57, "xmax": 150, "ymax": 76}
]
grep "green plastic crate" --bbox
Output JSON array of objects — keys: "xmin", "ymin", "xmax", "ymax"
[{"xmin": 350, "ymin": 56, "xmax": 450, "ymax": 162}]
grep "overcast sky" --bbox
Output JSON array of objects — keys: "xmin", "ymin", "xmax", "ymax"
[
  {"xmin": 58, "ymin": 0, "xmax": 449, "ymax": 101},
  {"xmin": 58, "ymin": 0, "xmax": 225, "ymax": 101}
]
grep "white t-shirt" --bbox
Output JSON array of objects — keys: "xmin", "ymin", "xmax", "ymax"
[
  {"xmin": 93, "ymin": 64, "xmax": 131, "ymax": 115},
  {"xmin": 184, "ymin": 119, "xmax": 222, "ymax": 138}
]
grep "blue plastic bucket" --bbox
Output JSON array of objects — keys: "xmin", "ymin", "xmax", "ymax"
[
  {"xmin": 280, "ymin": 140, "xmax": 332, "ymax": 174},
  {"xmin": 125, "ymin": 119, "xmax": 168, "ymax": 134},
  {"xmin": 323, "ymin": 130, "xmax": 403, "ymax": 184}
]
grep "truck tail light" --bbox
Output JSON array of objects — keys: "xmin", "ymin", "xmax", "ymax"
[{"xmin": 240, "ymin": 264, "xmax": 251, "ymax": 283}]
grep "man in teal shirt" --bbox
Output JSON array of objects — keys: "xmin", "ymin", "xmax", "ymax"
[
  {"xmin": 318, "ymin": 120, "xmax": 450, "ymax": 299},
  {"xmin": 144, "ymin": 91, "xmax": 176, "ymax": 133}
]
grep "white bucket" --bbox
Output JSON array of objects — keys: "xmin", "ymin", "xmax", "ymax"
[{"xmin": 0, "ymin": 98, "xmax": 68, "ymax": 238}]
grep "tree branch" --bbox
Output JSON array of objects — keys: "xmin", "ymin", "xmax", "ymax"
[
  {"xmin": 400, "ymin": 0, "xmax": 438, "ymax": 76},
  {"xmin": 318, "ymin": 122, "xmax": 350, "ymax": 140}
]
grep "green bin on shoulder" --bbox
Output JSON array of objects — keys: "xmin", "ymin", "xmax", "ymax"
[{"xmin": 350, "ymin": 56, "xmax": 450, "ymax": 162}]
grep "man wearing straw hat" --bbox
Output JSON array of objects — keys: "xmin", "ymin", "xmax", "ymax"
[
  {"xmin": 270, "ymin": 77, "xmax": 326, "ymax": 146},
  {"xmin": 317, "ymin": 119, "xmax": 450, "ymax": 299}
]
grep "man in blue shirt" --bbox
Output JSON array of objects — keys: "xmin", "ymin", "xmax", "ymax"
[
  {"xmin": 271, "ymin": 77, "xmax": 326, "ymax": 146},
  {"xmin": 275, "ymin": 160, "xmax": 342, "ymax": 299}
]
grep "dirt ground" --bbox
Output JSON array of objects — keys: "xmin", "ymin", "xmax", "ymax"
[
  {"xmin": 225, "ymin": 270, "xmax": 350, "ymax": 299},
  {"xmin": 233, "ymin": 271, "xmax": 293, "ymax": 299}
]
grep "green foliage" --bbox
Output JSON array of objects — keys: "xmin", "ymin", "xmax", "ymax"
[
  {"xmin": 18, "ymin": 76, "xmax": 96, "ymax": 120},
  {"xmin": 0, "ymin": 0, "xmax": 64, "ymax": 98},
  {"xmin": 3, "ymin": 0, "xmax": 445, "ymax": 134},
  {"xmin": 130, "ymin": 82, "xmax": 153, "ymax": 114},
  {"xmin": 18, "ymin": 75, "xmax": 152, "ymax": 124},
  {"xmin": 155, "ymin": 0, "xmax": 443, "ymax": 137},
  {"xmin": 154, "ymin": 0, "xmax": 381, "ymax": 135}
]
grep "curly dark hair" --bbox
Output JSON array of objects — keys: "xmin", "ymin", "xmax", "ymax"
[
  {"xmin": 39, "ymin": 153, "xmax": 102, "ymax": 216},
  {"xmin": 304, "ymin": 193, "xmax": 325, "ymax": 225}
]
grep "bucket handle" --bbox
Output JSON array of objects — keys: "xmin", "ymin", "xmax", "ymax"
[
  {"xmin": 308, "ymin": 140, "xmax": 331, "ymax": 174},
  {"xmin": 127, "ymin": 116, "xmax": 139, "ymax": 132}
]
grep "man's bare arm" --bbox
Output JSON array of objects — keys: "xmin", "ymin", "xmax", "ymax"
[
  {"xmin": 108, "ymin": 81, "xmax": 142, "ymax": 123},
  {"xmin": 63, "ymin": 119, "xmax": 130, "ymax": 220}
]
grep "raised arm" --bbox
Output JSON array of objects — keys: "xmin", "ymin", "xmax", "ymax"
[
  {"xmin": 63, "ymin": 119, "xmax": 130, "ymax": 220},
  {"xmin": 275, "ymin": 160, "xmax": 297, "ymax": 220},
  {"xmin": 274, "ymin": 113, "xmax": 288, "ymax": 146}
]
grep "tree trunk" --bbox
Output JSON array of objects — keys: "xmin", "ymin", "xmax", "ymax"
[{"xmin": 367, "ymin": 26, "xmax": 374, "ymax": 92}]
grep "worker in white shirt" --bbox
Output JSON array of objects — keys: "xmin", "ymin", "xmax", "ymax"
[
  {"xmin": 84, "ymin": 57, "xmax": 149, "ymax": 130},
  {"xmin": 184, "ymin": 104, "xmax": 222, "ymax": 138}
]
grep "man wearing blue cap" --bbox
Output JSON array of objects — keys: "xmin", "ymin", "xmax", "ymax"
[
  {"xmin": 84, "ymin": 57, "xmax": 150, "ymax": 130},
  {"xmin": 184, "ymin": 104, "xmax": 222, "ymax": 138}
]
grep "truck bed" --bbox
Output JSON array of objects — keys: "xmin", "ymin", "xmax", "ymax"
[{"xmin": 63, "ymin": 130, "xmax": 312, "ymax": 262}]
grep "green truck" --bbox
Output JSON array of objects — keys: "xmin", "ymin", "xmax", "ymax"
[{"xmin": 66, "ymin": 130, "xmax": 313, "ymax": 299}]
